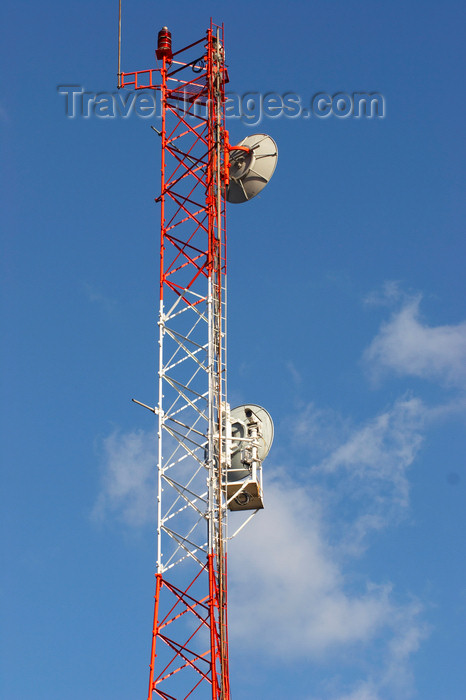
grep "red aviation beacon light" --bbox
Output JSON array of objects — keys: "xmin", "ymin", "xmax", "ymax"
[{"xmin": 155, "ymin": 26, "xmax": 172, "ymax": 61}]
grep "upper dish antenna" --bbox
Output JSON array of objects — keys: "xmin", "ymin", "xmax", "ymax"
[{"xmin": 226, "ymin": 134, "xmax": 278, "ymax": 204}]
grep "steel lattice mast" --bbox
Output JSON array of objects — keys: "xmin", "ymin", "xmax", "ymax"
[
  {"xmin": 119, "ymin": 16, "xmax": 277, "ymax": 698},
  {"xmin": 122, "ymin": 21, "xmax": 231, "ymax": 699}
]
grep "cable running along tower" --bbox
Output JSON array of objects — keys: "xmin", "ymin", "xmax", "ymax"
[{"xmin": 118, "ymin": 18, "xmax": 277, "ymax": 699}]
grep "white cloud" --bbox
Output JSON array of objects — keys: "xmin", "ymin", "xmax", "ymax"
[
  {"xmin": 333, "ymin": 683, "xmax": 380, "ymax": 700},
  {"xmin": 319, "ymin": 396, "xmax": 425, "ymax": 509},
  {"xmin": 290, "ymin": 397, "xmax": 427, "ymax": 555},
  {"xmin": 92, "ymin": 429, "xmax": 157, "ymax": 527},
  {"xmin": 379, "ymin": 608, "xmax": 428, "ymax": 696},
  {"xmin": 228, "ymin": 474, "xmax": 395, "ymax": 657},
  {"xmin": 363, "ymin": 280, "xmax": 404, "ymax": 308},
  {"xmin": 364, "ymin": 295, "xmax": 466, "ymax": 388},
  {"xmin": 228, "ymin": 469, "xmax": 426, "ymax": 699}
]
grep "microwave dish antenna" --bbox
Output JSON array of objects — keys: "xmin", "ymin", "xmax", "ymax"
[
  {"xmin": 226, "ymin": 404, "xmax": 274, "ymax": 510},
  {"xmin": 230, "ymin": 404, "xmax": 274, "ymax": 472},
  {"xmin": 226, "ymin": 134, "xmax": 278, "ymax": 203},
  {"xmin": 230, "ymin": 403, "xmax": 273, "ymax": 479}
]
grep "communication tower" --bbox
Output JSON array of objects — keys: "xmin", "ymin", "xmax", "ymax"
[{"xmin": 118, "ymin": 17, "xmax": 277, "ymax": 699}]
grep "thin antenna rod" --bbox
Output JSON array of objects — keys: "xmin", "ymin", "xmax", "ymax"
[{"xmin": 117, "ymin": 0, "xmax": 122, "ymax": 87}]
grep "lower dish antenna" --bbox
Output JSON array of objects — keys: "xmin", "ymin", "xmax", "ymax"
[{"xmin": 229, "ymin": 404, "xmax": 274, "ymax": 479}]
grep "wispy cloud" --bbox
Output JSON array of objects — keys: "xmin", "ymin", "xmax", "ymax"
[
  {"xmin": 364, "ymin": 293, "xmax": 466, "ymax": 389},
  {"xmin": 318, "ymin": 396, "xmax": 425, "ymax": 508},
  {"xmin": 0, "ymin": 103, "xmax": 9, "ymax": 123},
  {"xmin": 291, "ymin": 396, "xmax": 427, "ymax": 555},
  {"xmin": 333, "ymin": 682, "xmax": 380, "ymax": 700},
  {"xmin": 293, "ymin": 402, "xmax": 348, "ymax": 458},
  {"xmin": 286, "ymin": 360, "xmax": 303, "ymax": 387},
  {"xmin": 363, "ymin": 280, "xmax": 404, "ymax": 308},
  {"xmin": 379, "ymin": 611, "xmax": 427, "ymax": 698},
  {"xmin": 83, "ymin": 281, "xmax": 118, "ymax": 314},
  {"xmin": 92, "ymin": 429, "xmax": 156, "ymax": 527}
]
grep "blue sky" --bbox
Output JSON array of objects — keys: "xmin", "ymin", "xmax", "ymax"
[{"xmin": 1, "ymin": 1, "xmax": 465, "ymax": 699}]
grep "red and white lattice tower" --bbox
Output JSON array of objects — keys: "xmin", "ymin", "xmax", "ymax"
[
  {"xmin": 121, "ymin": 21, "xmax": 231, "ymax": 700},
  {"xmin": 119, "ymin": 18, "xmax": 275, "ymax": 700}
]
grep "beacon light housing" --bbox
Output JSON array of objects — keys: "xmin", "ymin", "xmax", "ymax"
[{"xmin": 156, "ymin": 26, "xmax": 173, "ymax": 61}]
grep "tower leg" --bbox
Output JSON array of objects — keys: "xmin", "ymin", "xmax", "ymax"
[{"xmin": 147, "ymin": 574, "xmax": 162, "ymax": 700}]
